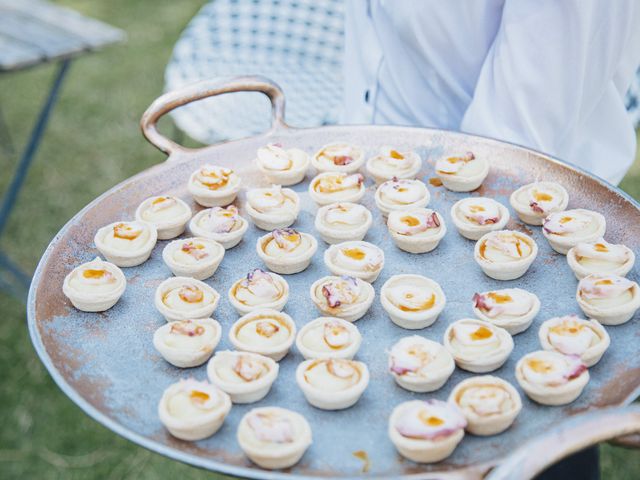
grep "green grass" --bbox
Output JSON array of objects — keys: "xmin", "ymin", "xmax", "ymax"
[{"xmin": 0, "ymin": 1, "xmax": 639, "ymax": 478}]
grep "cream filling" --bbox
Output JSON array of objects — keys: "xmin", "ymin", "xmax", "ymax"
[
  {"xmin": 456, "ymin": 198, "xmax": 502, "ymax": 226},
  {"xmin": 214, "ymin": 353, "xmax": 272, "ymax": 385},
  {"xmin": 543, "ymin": 210, "xmax": 601, "ymax": 237},
  {"xmin": 162, "ymin": 284, "xmax": 216, "ymax": 312},
  {"xmin": 515, "ymin": 183, "xmax": 565, "ymax": 215},
  {"xmin": 479, "ymin": 232, "xmax": 533, "ymax": 263},
  {"xmin": 140, "ymin": 196, "xmax": 188, "ymax": 223},
  {"xmin": 160, "ymin": 319, "xmax": 217, "ymax": 351},
  {"xmin": 388, "ymin": 209, "xmax": 442, "ymax": 237},
  {"xmin": 242, "ymin": 410, "xmax": 301, "ymax": 448},
  {"xmin": 436, "ymin": 152, "xmax": 484, "ymax": 177},
  {"xmin": 369, "ymin": 147, "xmax": 419, "ymax": 176},
  {"xmin": 320, "ymin": 203, "xmax": 368, "ymax": 231},
  {"xmin": 303, "ymin": 359, "xmax": 362, "ymax": 392},
  {"xmin": 520, "ymin": 352, "xmax": 586, "ymax": 387},
  {"xmin": 378, "ymin": 179, "xmax": 427, "ymax": 206},
  {"xmin": 394, "ymin": 400, "xmax": 466, "ymax": 440},
  {"xmin": 473, "ymin": 288, "xmax": 534, "ymax": 319},
  {"xmin": 332, "ymin": 243, "xmax": 383, "ymax": 272},
  {"xmin": 544, "ymin": 316, "xmax": 599, "ymax": 356},
  {"xmin": 171, "ymin": 239, "xmax": 219, "ymax": 266},
  {"xmin": 386, "ymin": 283, "xmax": 437, "ymax": 312},
  {"xmin": 232, "ymin": 270, "xmax": 285, "ymax": 306},
  {"xmin": 315, "ymin": 143, "xmax": 361, "ymax": 169},
  {"xmin": 68, "ymin": 261, "xmax": 121, "ymax": 295},
  {"xmin": 166, "ymin": 379, "xmax": 225, "ymax": 422},
  {"xmin": 236, "ymin": 316, "xmax": 292, "ymax": 349},
  {"xmin": 574, "ymin": 240, "xmax": 630, "ymax": 271},
  {"xmin": 257, "ymin": 144, "xmax": 307, "ymax": 171},
  {"xmin": 315, "ymin": 276, "xmax": 366, "ymax": 313},
  {"xmin": 101, "ymin": 221, "xmax": 153, "ymax": 252},
  {"xmin": 312, "ymin": 173, "xmax": 363, "ymax": 201},
  {"xmin": 456, "ymin": 384, "xmax": 517, "ymax": 417},
  {"xmin": 262, "ymin": 230, "xmax": 314, "ymax": 259},
  {"xmin": 247, "ymin": 186, "xmax": 298, "ymax": 215},
  {"xmin": 191, "ymin": 165, "xmax": 238, "ymax": 192},
  {"xmin": 578, "ymin": 275, "xmax": 635, "ymax": 308},
  {"xmin": 197, "ymin": 206, "xmax": 243, "ymax": 234},
  {"xmin": 389, "ymin": 337, "xmax": 450, "ymax": 379},
  {"xmin": 301, "ymin": 319, "xmax": 353, "ymax": 353},
  {"xmin": 449, "ymin": 322, "xmax": 503, "ymax": 356}
]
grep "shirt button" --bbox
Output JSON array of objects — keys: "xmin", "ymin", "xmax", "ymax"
[{"xmin": 364, "ymin": 89, "xmax": 370, "ymax": 103}]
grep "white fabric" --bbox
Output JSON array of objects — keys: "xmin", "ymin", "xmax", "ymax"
[{"xmin": 343, "ymin": 0, "xmax": 640, "ymax": 185}]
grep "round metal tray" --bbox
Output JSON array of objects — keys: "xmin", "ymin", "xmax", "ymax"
[{"xmin": 28, "ymin": 77, "xmax": 640, "ymax": 479}]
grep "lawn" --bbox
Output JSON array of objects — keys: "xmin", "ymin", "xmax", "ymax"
[{"xmin": 0, "ymin": 1, "xmax": 639, "ymax": 478}]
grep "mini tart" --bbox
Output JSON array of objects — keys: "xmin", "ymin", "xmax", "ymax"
[
  {"xmin": 237, "ymin": 407, "xmax": 312, "ymax": 470},
  {"xmin": 189, "ymin": 205, "xmax": 249, "ymax": 250},
  {"xmin": 158, "ymin": 379, "xmax": 231, "ymax": 441},
  {"xmin": 134, "ymin": 195, "xmax": 192, "ymax": 240},
  {"xmin": 162, "ymin": 237, "xmax": 224, "ymax": 280},
  {"xmin": 256, "ymin": 143, "xmax": 310, "ymax": 186},
  {"xmin": 295, "ymin": 317, "xmax": 362, "ymax": 360},
  {"xmin": 154, "ymin": 276, "xmax": 220, "ymax": 322},
  {"xmin": 474, "ymin": 230, "xmax": 538, "ymax": 281},
  {"xmin": 472, "ymin": 288, "xmax": 541, "ymax": 335},
  {"xmin": 443, "ymin": 319, "xmax": 514, "ymax": 373},
  {"xmin": 245, "ymin": 185, "xmax": 301, "ymax": 230},
  {"xmin": 324, "ymin": 240, "xmax": 385, "ymax": 283},
  {"xmin": 256, "ymin": 228, "xmax": 318, "ymax": 274},
  {"xmin": 187, "ymin": 164, "xmax": 241, "ymax": 207},
  {"xmin": 567, "ymin": 239, "xmax": 635, "ymax": 280},
  {"xmin": 296, "ymin": 358, "xmax": 369, "ymax": 410},
  {"xmin": 312, "ymin": 142, "xmax": 365, "ymax": 173},
  {"xmin": 450, "ymin": 197, "xmax": 510, "ymax": 241},
  {"xmin": 388, "ymin": 336, "xmax": 455, "ymax": 393},
  {"xmin": 153, "ymin": 318, "xmax": 222, "ymax": 368},
  {"xmin": 94, "ymin": 220, "xmax": 157, "ymax": 267},
  {"xmin": 434, "ymin": 151, "xmax": 489, "ymax": 192},
  {"xmin": 365, "ymin": 146, "xmax": 422, "ymax": 183},
  {"xmin": 309, "ymin": 275, "xmax": 375, "ymax": 322},
  {"xmin": 509, "ymin": 181, "xmax": 569, "ymax": 226},
  {"xmin": 374, "ymin": 178, "xmax": 430, "ymax": 216},
  {"xmin": 388, "ymin": 399, "xmax": 466, "ymax": 463},
  {"xmin": 380, "ymin": 274, "xmax": 446, "ymax": 329},
  {"xmin": 229, "ymin": 309, "xmax": 296, "ymax": 361},
  {"xmin": 228, "ymin": 269, "xmax": 289, "ymax": 315},
  {"xmin": 515, "ymin": 350, "xmax": 589, "ymax": 406},
  {"xmin": 448, "ymin": 376, "xmax": 522, "ymax": 436},
  {"xmin": 314, "ymin": 202, "xmax": 372, "ymax": 244},
  {"xmin": 207, "ymin": 350, "xmax": 279, "ymax": 404},
  {"xmin": 576, "ymin": 273, "xmax": 640, "ymax": 325},
  {"xmin": 62, "ymin": 257, "xmax": 126, "ymax": 312},
  {"xmin": 308, "ymin": 172, "xmax": 365, "ymax": 206},
  {"xmin": 538, "ymin": 315, "xmax": 610, "ymax": 367},
  {"xmin": 387, "ymin": 208, "xmax": 446, "ymax": 254},
  {"xmin": 542, "ymin": 209, "xmax": 607, "ymax": 255}
]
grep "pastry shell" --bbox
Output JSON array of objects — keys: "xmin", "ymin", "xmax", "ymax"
[
  {"xmin": 94, "ymin": 220, "xmax": 158, "ymax": 267},
  {"xmin": 566, "ymin": 242, "xmax": 635, "ymax": 280},
  {"xmin": 308, "ymin": 172, "xmax": 366, "ymax": 206},
  {"xmin": 256, "ymin": 231, "xmax": 318, "ymax": 274},
  {"xmin": 387, "ymin": 209, "xmax": 447, "ymax": 254},
  {"xmin": 187, "ymin": 166, "xmax": 241, "ymax": 207},
  {"xmin": 374, "ymin": 179, "xmax": 430, "ymax": 216},
  {"xmin": 314, "ymin": 202, "xmax": 373, "ymax": 244},
  {"xmin": 324, "ymin": 240, "xmax": 385, "ymax": 283},
  {"xmin": 228, "ymin": 271, "xmax": 289, "ymax": 315},
  {"xmin": 538, "ymin": 316, "xmax": 610, "ymax": 367},
  {"xmin": 295, "ymin": 317, "xmax": 362, "ymax": 360},
  {"xmin": 309, "ymin": 275, "xmax": 375, "ymax": 322},
  {"xmin": 153, "ymin": 318, "xmax": 221, "ymax": 367},
  {"xmin": 472, "ymin": 288, "xmax": 541, "ymax": 335},
  {"xmin": 576, "ymin": 274, "xmax": 640, "ymax": 325},
  {"xmin": 154, "ymin": 276, "xmax": 220, "ymax": 322},
  {"xmin": 380, "ymin": 274, "xmax": 446, "ymax": 329},
  {"xmin": 448, "ymin": 376, "xmax": 522, "ymax": 436},
  {"xmin": 542, "ymin": 209, "xmax": 607, "ymax": 255},
  {"xmin": 245, "ymin": 186, "xmax": 301, "ymax": 230},
  {"xmin": 134, "ymin": 195, "xmax": 192, "ymax": 240},
  {"xmin": 450, "ymin": 198, "xmax": 510, "ymax": 240},
  {"xmin": 162, "ymin": 237, "xmax": 225, "ymax": 280},
  {"xmin": 311, "ymin": 142, "xmax": 365, "ymax": 173},
  {"xmin": 189, "ymin": 208, "xmax": 249, "ymax": 250},
  {"xmin": 474, "ymin": 230, "xmax": 538, "ymax": 280},
  {"xmin": 62, "ymin": 257, "xmax": 126, "ymax": 312},
  {"xmin": 207, "ymin": 350, "xmax": 279, "ymax": 404},
  {"xmin": 256, "ymin": 146, "xmax": 310, "ymax": 186},
  {"xmin": 228, "ymin": 309, "xmax": 297, "ymax": 361},
  {"xmin": 509, "ymin": 181, "xmax": 569, "ymax": 226}
]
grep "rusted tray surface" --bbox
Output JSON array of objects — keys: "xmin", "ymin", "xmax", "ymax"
[{"xmin": 28, "ymin": 79, "xmax": 640, "ymax": 479}]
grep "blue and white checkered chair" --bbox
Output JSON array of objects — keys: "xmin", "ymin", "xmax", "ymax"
[{"xmin": 165, "ymin": 0, "xmax": 344, "ymax": 144}]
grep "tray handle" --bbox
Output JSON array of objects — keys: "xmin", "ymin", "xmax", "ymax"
[
  {"xmin": 486, "ymin": 405, "xmax": 640, "ymax": 480},
  {"xmin": 140, "ymin": 75, "xmax": 287, "ymax": 158}
]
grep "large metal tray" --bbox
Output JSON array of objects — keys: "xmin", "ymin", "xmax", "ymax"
[{"xmin": 28, "ymin": 77, "xmax": 640, "ymax": 479}]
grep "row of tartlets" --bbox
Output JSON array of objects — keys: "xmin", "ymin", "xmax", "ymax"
[{"xmin": 61, "ymin": 142, "xmax": 639, "ymax": 469}]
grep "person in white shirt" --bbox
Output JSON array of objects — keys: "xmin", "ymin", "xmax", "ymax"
[{"xmin": 342, "ymin": 0, "xmax": 640, "ymax": 185}]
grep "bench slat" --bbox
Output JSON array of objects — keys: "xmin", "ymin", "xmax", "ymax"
[{"xmin": 0, "ymin": 33, "xmax": 44, "ymax": 70}]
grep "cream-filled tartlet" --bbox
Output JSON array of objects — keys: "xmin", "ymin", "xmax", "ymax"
[
  {"xmin": 324, "ymin": 240, "xmax": 384, "ymax": 283},
  {"xmin": 295, "ymin": 317, "xmax": 362, "ymax": 360},
  {"xmin": 448, "ymin": 376, "xmax": 522, "ymax": 436},
  {"xmin": 135, "ymin": 195, "xmax": 192, "ymax": 240},
  {"xmin": 380, "ymin": 274, "xmax": 446, "ymax": 329},
  {"xmin": 509, "ymin": 181, "xmax": 569, "ymax": 225},
  {"xmin": 237, "ymin": 407, "xmax": 312, "ymax": 470},
  {"xmin": 567, "ymin": 239, "xmax": 635, "ymax": 279},
  {"xmin": 228, "ymin": 269, "xmax": 289, "ymax": 315},
  {"xmin": 388, "ymin": 399, "xmax": 466, "ymax": 463},
  {"xmin": 515, "ymin": 350, "xmax": 589, "ymax": 405},
  {"xmin": 308, "ymin": 172, "xmax": 365, "ymax": 206},
  {"xmin": 256, "ymin": 228, "xmax": 318, "ymax": 274},
  {"xmin": 374, "ymin": 178, "xmax": 430, "ymax": 217},
  {"xmin": 62, "ymin": 257, "xmax": 126, "ymax": 312},
  {"xmin": 187, "ymin": 164, "xmax": 241, "ymax": 207},
  {"xmin": 314, "ymin": 202, "xmax": 373, "ymax": 244},
  {"xmin": 434, "ymin": 151, "xmax": 489, "ymax": 192},
  {"xmin": 229, "ymin": 309, "xmax": 296, "ymax": 361},
  {"xmin": 388, "ymin": 336, "xmax": 455, "ymax": 393},
  {"xmin": 443, "ymin": 319, "xmax": 513, "ymax": 373},
  {"xmin": 189, "ymin": 205, "xmax": 249, "ymax": 249},
  {"xmin": 474, "ymin": 230, "xmax": 538, "ymax": 280},
  {"xmin": 207, "ymin": 350, "xmax": 279, "ymax": 404},
  {"xmin": 153, "ymin": 318, "xmax": 221, "ymax": 368},
  {"xmin": 256, "ymin": 143, "xmax": 310, "ymax": 186},
  {"xmin": 94, "ymin": 220, "xmax": 157, "ymax": 267},
  {"xmin": 387, "ymin": 208, "xmax": 446, "ymax": 254},
  {"xmin": 309, "ymin": 275, "xmax": 375, "ymax": 322},
  {"xmin": 542, "ymin": 209, "xmax": 607, "ymax": 255},
  {"xmin": 158, "ymin": 379, "xmax": 231, "ymax": 441},
  {"xmin": 312, "ymin": 142, "xmax": 365, "ymax": 173},
  {"xmin": 576, "ymin": 273, "xmax": 640, "ymax": 325},
  {"xmin": 245, "ymin": 185, "xmax": 301, "ymax": 230},
  {"xmin": 154, "ymin": 276, "xmax": 220, "ymax": 322},
  {"xmin": 472, "ymin": 288, "xmax": 541, "ymax": 335},
  {"xmin": 365, "ymin": 146, "xmax": 422, "ymax": 183},
  {"xmin": 296, "ymin": 358, "xmax": 369, "ymax": 410},
  {"xmin": 450, "ymin": 197, "xmax": 510, "ymax": 240},
  {"xmin": 538, "ymin": 315, "xmax": 610, "ymax": 367},
  {"xmin": 162, "ymin": 237, "xmax": 224, "ymax": 280}
]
